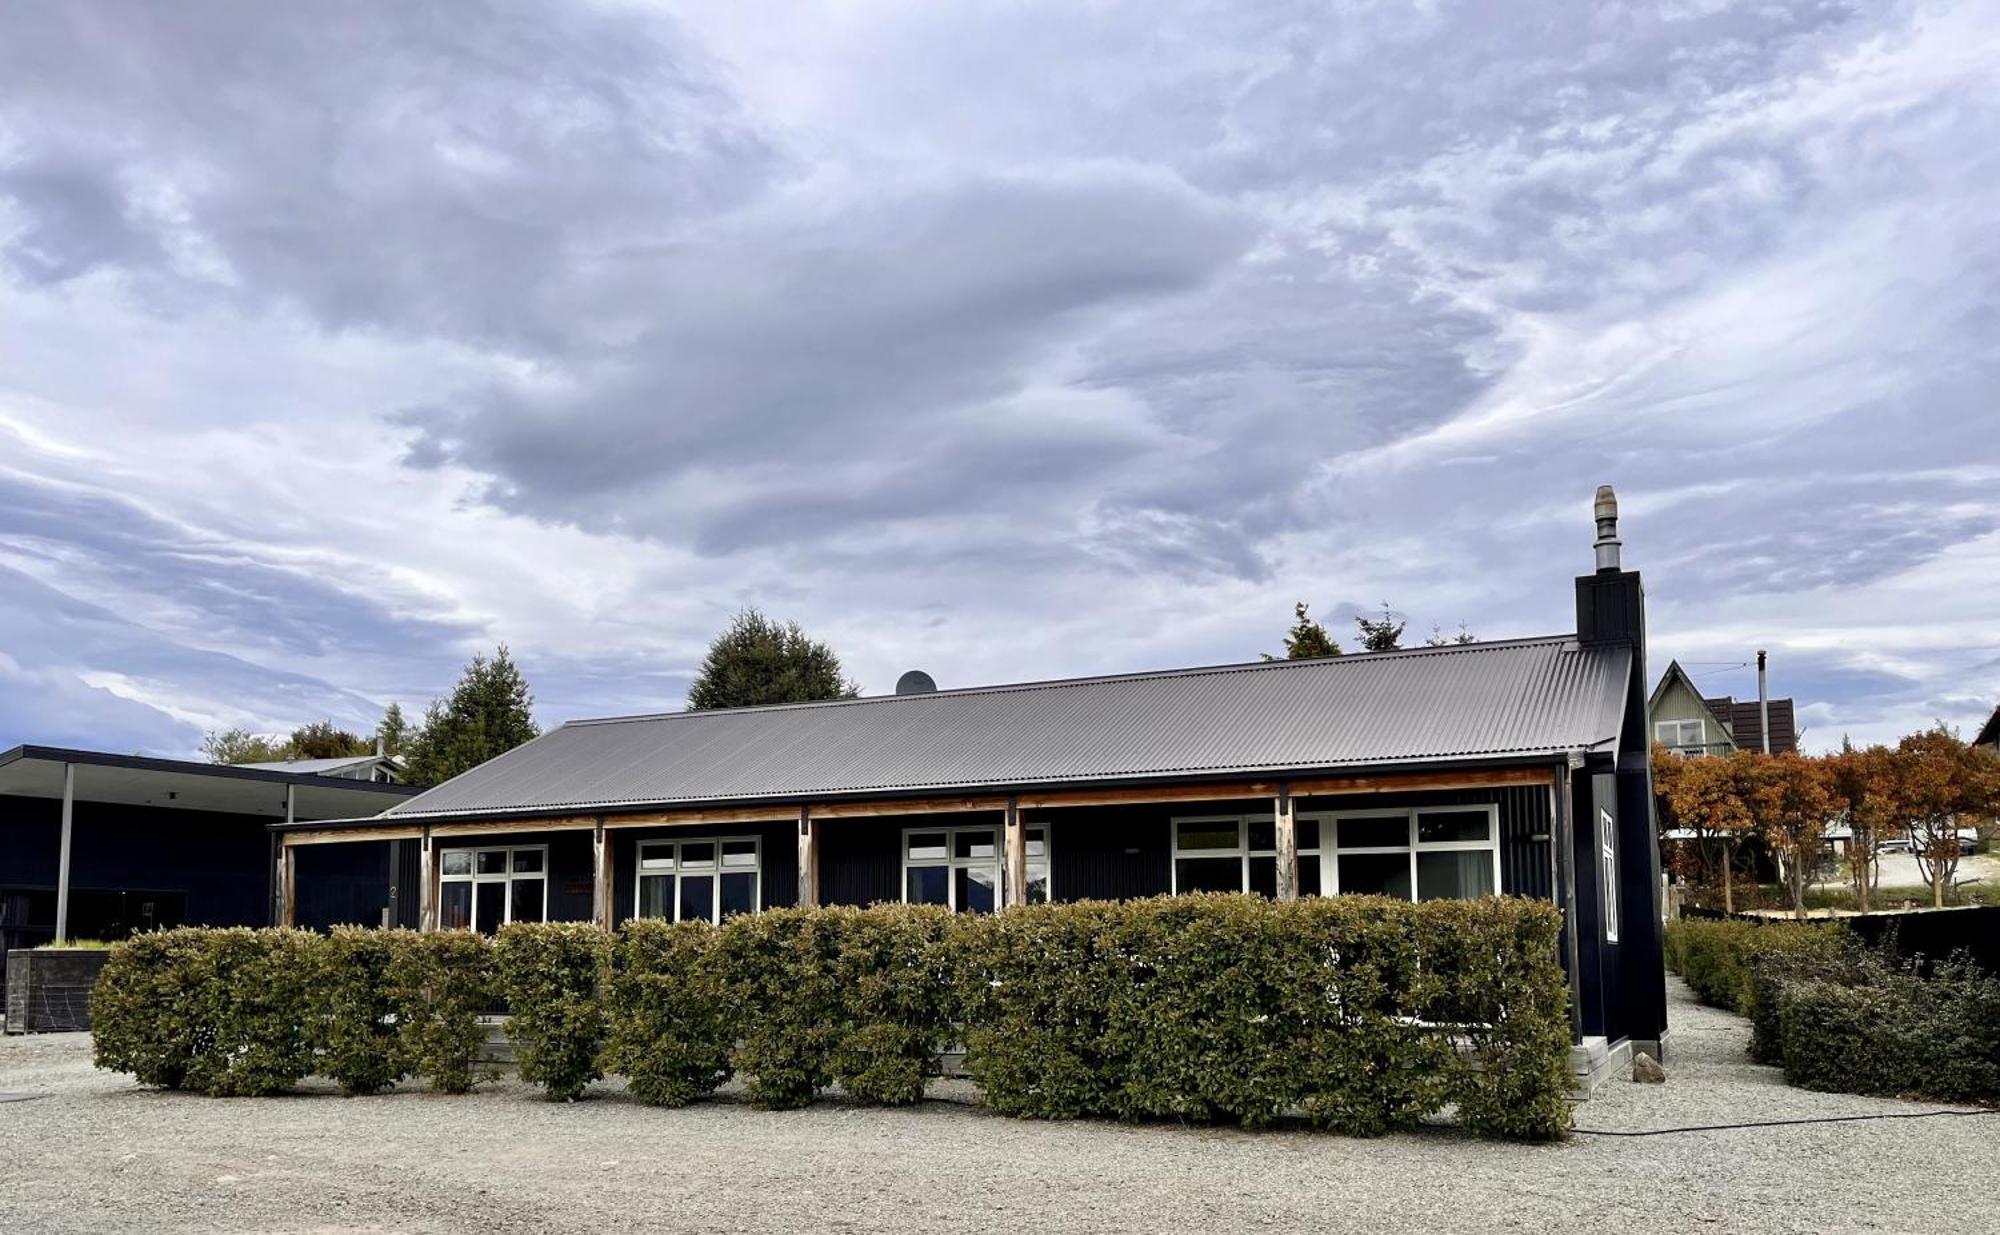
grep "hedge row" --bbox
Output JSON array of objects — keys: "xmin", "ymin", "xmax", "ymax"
[
  {"xmin": 1664, "ymin": 917, "xmax": 2000, "ymax": 1102},
  {"xmin": 1776, "ymin": 955, "xmax": 2000, "ymax": 1102},
  {"xmin": 93, "ymin": 925, "xmax": 498, "ymax": 1097},
  {"xmin": 1663, "ymin": 917, "xmax": 1845, "ymax": 1027},
  {"xmin": 93, "ymin": 895, "xmax": 1574, "ymax": 1139}
]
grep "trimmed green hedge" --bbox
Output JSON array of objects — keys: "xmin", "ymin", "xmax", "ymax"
[
  {"xmin": 315, "ymin": 926, "xmax": 410, "ymax": 1095},
  {"xmin": 957, "ymin": 895, "xmax": 1570, "ymax": 1139},
  {"xmin": 497, "ymin": 922, "xmax": 611, "ymax": 1101},
  {"xmin": 90, "ymin": 927, "xmax": 319, "ymax": 1097},
  {"xmin": 1667, "ymin": 916, "xmax": 2000, "ymax": 1102},
  {"xmin": 602, "ymin": 919, "xmax": 736, "ymax": 1106},
  {"xmin": 387, "ymin": 930, "xmax": 497, "ymax": 1094},
  {"xmin": 93, "ymin": 896, "xmax": 1573, "ymax": 1139},
  {"xmin": 1664, "ymin": 918, "xmax": 1845, "ymax": 1020},
  {"xmin": 1777, "ymin": 955, "xmax": 2000, "ymax": 1102}
]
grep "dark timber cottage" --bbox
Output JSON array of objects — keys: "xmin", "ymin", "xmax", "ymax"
[{"xmin": 280, "ymin": 486, "xmax": 1667, "ymax": 1068}]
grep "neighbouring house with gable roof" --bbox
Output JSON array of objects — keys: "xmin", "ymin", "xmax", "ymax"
[
  {"xmin": 1975, "ymin": 704, "xmax": 2000, "ymax": 756},
  {"xmin": 1648, "ymin": 661, "xmax": 1798, "ymax": 758},
  {"xmin": 281, "ymin": 486, "xmax": 1669, "ymax": 1076}
]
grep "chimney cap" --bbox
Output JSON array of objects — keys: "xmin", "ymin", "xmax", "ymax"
[{"xmin": 1592, "ymin": 483, "xmax": 1623, "ymax": 572}]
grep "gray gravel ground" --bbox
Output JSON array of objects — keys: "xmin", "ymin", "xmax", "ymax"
[{"xmin": 3, "ymin": 979, "xmax": 1996, "ymax": 1235}]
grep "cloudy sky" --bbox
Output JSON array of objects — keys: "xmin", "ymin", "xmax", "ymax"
[{"xmin": 2, "ymin": 0, "xmax": 1996, "ymax": 758}]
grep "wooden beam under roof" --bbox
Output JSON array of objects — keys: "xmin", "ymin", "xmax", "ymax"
[{"xmin": 282, "ymin": 764, "xmax": 1556, "ymax": 844}]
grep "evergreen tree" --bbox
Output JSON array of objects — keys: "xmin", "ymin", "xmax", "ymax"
[
  {"xmin": 1423, "ymin": 622, "xmax": 1478, "ymax": 647},
  {"xmin": 375, "ymin": 702, "xmax": 410, "ymax": 758},
  {"xmin": 200, "ymin": 727, "xmax": 288, "ymax": 764},
  {"xmin": 1269, "ymin": 602, "xmax": 1340, "ymax": 660},
  {"xmin": 286, "ymin": 720, "xmax": 370, "ymax": 760},
  {"xmin": 1355, "ymin": 603, "xmax": 1406, "ymax": 652},
  {"xmin": 403, "ymin": 646, "xmax": 540, "ymax": 787},
  {"xmin": 686, "ymin": 609, "xmax": 860, "ymax": 710}
]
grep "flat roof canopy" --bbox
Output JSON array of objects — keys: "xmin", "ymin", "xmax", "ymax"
[{"xmin": 0, "ymin": 745, "xmax": 418, "ymax": 822}]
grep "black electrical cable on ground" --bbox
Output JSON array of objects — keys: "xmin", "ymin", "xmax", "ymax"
[{"xmin": 1574, "ymin": 1108, "xmax": 1999, "ymax": 1138}]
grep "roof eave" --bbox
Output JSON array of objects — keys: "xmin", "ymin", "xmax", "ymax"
[
  {"xmin": 0, "ymin": 744, "xmax": 422, "ymax": 796},
  {"xmin": 275, "ymin": 749, "xmax": 1583, "ymax": 832}
]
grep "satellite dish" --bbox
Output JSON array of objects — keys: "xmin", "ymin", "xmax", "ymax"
[{"xmin": 894, "ymin": 669, "xmax": 938, "ymax": 696}]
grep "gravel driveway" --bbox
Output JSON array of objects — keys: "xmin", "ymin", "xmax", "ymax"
[{"xmin": 3, "ymin": 980, "xmax": 1996, "ymax": 1235}]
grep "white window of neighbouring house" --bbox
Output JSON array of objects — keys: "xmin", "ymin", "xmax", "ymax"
[
  {"xmin": 1601, "ymin": 809, "xmax": 1619, "ymax": 943},
  {"xmin": 1321, "ymin": 806, "xmax": 1501, "ymax": 902},
  {"xmin": 1654, "ymin": 718, "xmax": 1707, "ymax": 755},
  {"xmin": 1169, "ymin": 815, "xmax": 1324, "ymax": 897},
  {"xmin": 634, "ymin": 837, "xmax": 760, "ymax": 924},
  {"xmin": 902, "ymin": 825, "xmax": 1050, "ymax": 911},
  {"xmin": 438, "ymin": 845, "xmax": 548, "ymax": 933}
]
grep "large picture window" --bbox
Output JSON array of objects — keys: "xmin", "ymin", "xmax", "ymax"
[
  {"xmin": 1170, "ymin": 815, "xmax": 1323, "ymax": 897},
  {"xmin": 634, "ymin": 837, "xmax": 760, "ymax": 924},
  {"xmin": 1320, "ymin": 806, "xmax": 1500, "ymax": 902},
  {"xmin": 438, "ymin": 845, "xmax": 547, "ymax": 933},
  {"xmin": 902, "ymin": 825, "xmax": 1049, "ymax": 911}
]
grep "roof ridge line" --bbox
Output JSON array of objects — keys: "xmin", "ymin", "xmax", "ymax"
[{"xmin": 562, "ymin": 632, "xmax": 1581, "ymax": 728}]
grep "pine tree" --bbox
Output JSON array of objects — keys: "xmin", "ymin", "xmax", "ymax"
[
  {"xmin": 402, "ymin": 646, "xmax": 540, "ymax": 787},
  {"xmin": 375, "ymin": 702, "xmax": 410, "ymax": 758},
  {"xmin": 686, "ymin": 609, "xmax": 860, "ymax": 710},
  {"xmin": 1355, "ymin": 603, "xmax": 1406, "ymax": 652},
  {"xmin": 1269, "ymin": 602, "xmax": 1340, "ymax": 660},
  {"xmin": 1424, "ymin": 622, "xmax": 1478, "ymax": 647}
]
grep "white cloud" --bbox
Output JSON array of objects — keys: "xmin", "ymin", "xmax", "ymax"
[{"xmin": 0, "ymin": 0, "xmax": 1995, "ymax": 757}]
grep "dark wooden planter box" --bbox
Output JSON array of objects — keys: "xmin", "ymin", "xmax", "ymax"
[{"xmin": 4, "ymin": 948, "xmax": 111, "ymax": 1034}]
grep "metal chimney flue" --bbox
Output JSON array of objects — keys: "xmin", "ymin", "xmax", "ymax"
[
  {"xmin": 1757, "ymin": 650, "xmax": 1770, "ymax": 754},
  {"xmin": 1592, "ymin": 484, "xmax": 1622, "ymax": 572}
]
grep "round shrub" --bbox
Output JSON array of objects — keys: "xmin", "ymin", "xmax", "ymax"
[
  {"xmin": 92, "ymin": 928, "xmax": 210, "ymax": 1089},
  {"xmin": 828, "ymin": 903, "xmax": 958, "ymax": 1106},
  {"xmin": 173, "ymin": 928, "xmax": 321, "ymax": 1097},
  {"xmin": 315, "ymin": 926, "xmax": 411, "ymax": 1096},
  {"xmin": 496, "ymin": 921, "xmax": 612, "ymax": 1101},
  {"xmin": 602, "ymin": 918, "xmax": 737, "ymax": 1106},
  {"xmin": 387, "ymin": 929, "xmax": 496, "ymax": 1094},
  {"xmin": 716, "ymin": 908, "xmax": 843, "ymax": 1109},
  {"xmin": 954, "ymin": 901, "xmax": 1125, "ymax": 1120}
]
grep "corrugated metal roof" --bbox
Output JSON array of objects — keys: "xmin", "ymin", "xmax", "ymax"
[
  {"xmin": 381, "ymin": 635, "xmax": 1628, "ymax": 821},
  {"xmin": 238, "ymin": 756, "xmax": 393, "ymax": 775}
]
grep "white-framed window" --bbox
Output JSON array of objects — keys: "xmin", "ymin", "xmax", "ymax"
[
  {"xmin": 902, "ymin": 825, "xmax": 1049, "ymax": 912},
  {"xmin": 1601, "ymin": 809, "xmax": 1619, "ymax": 943},
  {"xmin": 1654, "ymin": 719, "xmax": 1708, "ymax": 756},
  {"xmin": 1319, "ymin": 806, "xmax": 1501, "ymax": 902},
  {"xmin": 438, "ymin": 845, "xmax": 548, "ymax": 933},
  {"xmin": 634, "ymin": 837, "xmax": 760, "ymax": 924},
  {"xmin": 1170, "ymin": 814, "xmax": 1324, "ymax": 896}
]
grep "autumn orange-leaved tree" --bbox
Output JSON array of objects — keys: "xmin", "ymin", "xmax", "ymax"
[
  {"xmin": 1826, "ymin": 744, "xmax": 1904, "ymax": 913},
  {"xmin": 1896, "ymin": 727, "xmax": 2000, "ymax": 908},
  {"xmin": 1739, "ymin": 750, "xmax": 1838, "ymax": 919},
  {"xmin": 1653, "ymin": 745, "xmax": 1756, "ymax": 913}
]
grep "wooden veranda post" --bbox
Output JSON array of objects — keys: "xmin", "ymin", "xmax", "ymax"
[
  {"xmin": 1274, "ymin": 784, "xmax": 1298, "ymax": 902},
  {"xmin": 1003, "ymin": 797, "xmax": 1026, "ymax": 909},
  {"xmin": 418, "ymin": 825, "xmax": 437, "ymax": 932},
  {"xmin": 592, "ymin": 818, "xmax": 613, "ymax": 931},
  {"xmin": 279, "ymin": 842, "xmax": 298, "ymax": 927},
  {"xmin": 796, "ymin": 806, "xmax": 819, "ymax": 909}
]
